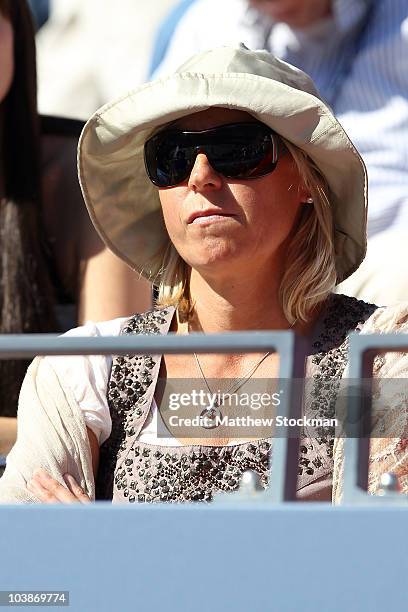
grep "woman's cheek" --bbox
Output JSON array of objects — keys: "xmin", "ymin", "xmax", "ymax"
[{"xmin": 159, "ymin": 190, "xmax": 187, "ymax": 240}]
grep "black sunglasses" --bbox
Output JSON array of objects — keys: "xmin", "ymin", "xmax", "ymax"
[{"xmin": 144, "ymin": 122, "xmax": 288, "ymax": 188}]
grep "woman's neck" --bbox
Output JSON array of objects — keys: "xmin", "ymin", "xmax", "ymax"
[{"xmin": 179, "ymin": 266, "xmax": 299, "ymax": 334}]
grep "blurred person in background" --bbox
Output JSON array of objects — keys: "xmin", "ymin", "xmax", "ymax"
[
  {"xmin": 153, "ymin": 0, "xmax": 408, "ymax": 305},
  {"xmin": 0, "ymin": 0, "xmax": 151, "ymax": 470},
  {"xmin": 34, "ymin": 0, "xmax": 178, "ymax": 120}
]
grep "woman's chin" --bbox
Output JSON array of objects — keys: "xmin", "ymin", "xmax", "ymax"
[{"xmin": 187, "ymin": 252, "xmax": 243, "ymax": 273}]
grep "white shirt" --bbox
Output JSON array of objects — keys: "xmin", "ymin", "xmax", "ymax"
[
  {"xmin": 48, "ymin": 318, "xmax": 125, "ymax": 445},
  {"xmin": 49, "ymin": 318, "xmax": 241, "ymax": 447}
]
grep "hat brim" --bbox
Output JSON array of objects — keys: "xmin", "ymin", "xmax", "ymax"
[{"xmin": 78, "ymin": 71, "xmax": 367, "ymax": 285}]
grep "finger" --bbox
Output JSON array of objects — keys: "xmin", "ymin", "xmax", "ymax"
[
  {"xmin": 63, "ymin": 474, "xmax": 91, "ymax": 504},
  {"xmin": 32, "ymin": 469, "xmax": 79, "ymax": 504},
  {"xmin": 27, "ymin": 477, "xmax": 59, "ymax": 504}
]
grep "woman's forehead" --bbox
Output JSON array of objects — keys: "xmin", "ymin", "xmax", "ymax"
[{"xmin": 170, "ymin": 108, "xmax": 256, "ymax": 130}]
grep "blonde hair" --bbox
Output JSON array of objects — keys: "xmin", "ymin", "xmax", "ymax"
[{"xmin": 154, "ymin": 138, "xmax": 337, "ymax": 324}]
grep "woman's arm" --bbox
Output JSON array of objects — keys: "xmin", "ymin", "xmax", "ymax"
[
  {"xmin": 0, "ymin": 417, "xmax": 17, "ymax": 457},
  {"xmin": 77, "ymin": 214, "xmax": 152, "ymax": 323},
  {"xmin": 22, "ymin": 427, "xmax": 99, "ymax": 504},
  {"xmin": 0, "ymin": 357, "xmax": 95, "ymax": 503}
]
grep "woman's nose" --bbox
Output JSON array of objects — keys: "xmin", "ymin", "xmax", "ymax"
[{"xmin": 187, "ymin": 152, "xmax": 223, "ymax": 192}]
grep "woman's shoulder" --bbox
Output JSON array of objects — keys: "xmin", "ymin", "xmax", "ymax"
[
  {"xmin": 61, "ymin": 316, "xmax": 129, "ymax": 339},
  {"xmin": 68, "ymin": 301, "xmax": 174, "ymax": 345},
  {"xmin": 327, "ymin": 295, "xmax": 408, "ymax": 378},
  {"xmin": 312, "ymin": 293, "xmax": 378, "ymax": 351},
  {"xmin": 324, "ymin": 293, "xmax": 408, "ymax": 336},
  {"xmin": 358, "ymin": 300, "xmax": 408, "ymax": 335},
  {"xmin": 60, "ymin": 305, "xmax": 176, "ymax": 338},
  {"xmin": 39, "ymin": 315, "xmax": 139, "ymax": 399},
  {"xmin": 115, "ymin": 305, "xmax": 176, "ymax": 336}
]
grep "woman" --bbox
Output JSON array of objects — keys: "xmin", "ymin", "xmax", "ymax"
[
  {"xmin": 0, "ymin": 0, "xmax": 151, "ymax": 452},
  {"xmin": 1, "ymin": 45, "xmax": 407, "ymax": 504}
]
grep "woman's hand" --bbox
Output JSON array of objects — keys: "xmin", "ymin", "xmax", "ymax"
[{"xmin": 27, "ymin": 468, "xmax": 91, "ymax": 504}]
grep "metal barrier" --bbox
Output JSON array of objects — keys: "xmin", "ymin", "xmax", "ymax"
[
  {"xmin": 343, "ymin": 332, "xmax": 408, "ymax": 504},
  {"xmin": 0, "ymin": 332, "xmax": 407, "ymax": 611},
  {"xmin": 0, "ymin": 331, "xmax": 306, "ymax": 503}
]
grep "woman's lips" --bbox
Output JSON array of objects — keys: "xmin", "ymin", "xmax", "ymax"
[
  {"xmin": 187, "ymin": 208, "xmax": 235, "ymax": 225},
  {"xmin": 190, "ymin": 214, "xmax": 235, "ymax": 225}
]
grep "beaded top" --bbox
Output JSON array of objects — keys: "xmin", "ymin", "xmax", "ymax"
[
  {"xmin": 113, "ymin": 440, "xmax": 272, "ymax": 503},
  {"xmin": 96, "ymin": 294, "xmax": 377, "ymax": 503}
]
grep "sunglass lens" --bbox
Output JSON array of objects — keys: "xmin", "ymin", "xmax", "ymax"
[
  {"xmin": 207, "ymin": 131, "xmax": 277, "ymax": 178},
  {"xmin": 145, "ymin": 134, "xmax": 193, "ymax": 187}
]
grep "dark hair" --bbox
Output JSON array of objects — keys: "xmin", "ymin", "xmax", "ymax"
[{"xmin": 0, "ymin": 0, "xmax": 58, "ymax": 416}]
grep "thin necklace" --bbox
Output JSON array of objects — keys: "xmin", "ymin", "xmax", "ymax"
[
  {"xmin": 192, "ymin": 317, "xmax": 298, "ymax": 429},
  {"xmin": 193, "ymin": 351, "xmax": 272, "ymax": 429}
]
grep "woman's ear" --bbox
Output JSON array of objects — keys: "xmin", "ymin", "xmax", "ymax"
[{"xmin": 298, "ymin": 184, "xmax": 314, "ymax": 205}]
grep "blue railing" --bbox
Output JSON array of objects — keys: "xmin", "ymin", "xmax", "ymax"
[{"xmin": 0, "ymin": 332, "xmax": 407, "ymax": 612}]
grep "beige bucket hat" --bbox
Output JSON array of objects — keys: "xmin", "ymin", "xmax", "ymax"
[{"xmin": 78, "ymin": 44, "xmax": 367, "ymax": 285}]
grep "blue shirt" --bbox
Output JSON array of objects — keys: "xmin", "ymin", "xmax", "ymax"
[{"xmin": 147, "ymin": 0, "xmax": 198, "ymax": 78}]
